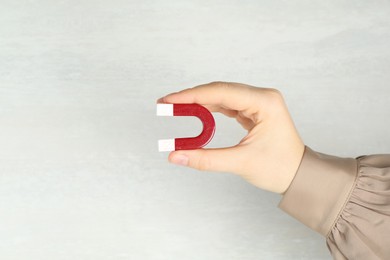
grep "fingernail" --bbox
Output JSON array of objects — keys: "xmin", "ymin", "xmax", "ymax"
[{"xmin": 170, "ymin": 154, "xmax": 189, "ymax": 166}]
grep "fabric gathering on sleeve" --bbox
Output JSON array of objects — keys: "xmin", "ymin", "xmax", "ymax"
[{"xmin": 278, "ymin": 146, "xmax": 390, "ymax": 260}]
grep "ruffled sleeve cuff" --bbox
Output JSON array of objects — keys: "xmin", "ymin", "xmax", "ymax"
[{"xmin": 278, "ymin": 146, "xmax": 358, "ymax": 236}]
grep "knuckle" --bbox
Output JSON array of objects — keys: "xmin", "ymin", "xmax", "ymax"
[
  {"xmin": 265, "ymin": 88, "xmax": 283, "ymax": 99},
  {"xmin": 263, "ymin": 88, "xmax": 284, "ymax": 106}
]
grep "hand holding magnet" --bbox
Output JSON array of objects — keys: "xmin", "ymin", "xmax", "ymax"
[
  {"xmin": 157, "ymin": 82, "xmax": 306, "ymax": 194},
  {"xmin": 157, "ymin": 104, "xmax": 216, "ymax": 152}
]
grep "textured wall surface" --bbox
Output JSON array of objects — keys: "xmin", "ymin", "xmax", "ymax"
[{"xmin": 1, "ymin": 1, "xmax": 389, "ymax": 259}]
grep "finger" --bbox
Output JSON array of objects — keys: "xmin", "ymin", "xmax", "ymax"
[
  {"xmin": 212, "ymin": 107, "xmax": 238, "ymax": 118},
  {"xmin": 156, "ymin": 97, "xmax": 165, "ymax": 103},
  {"xmin": 161, "ymin": 82, "xmax": 263, "ymax": 112},
  {"xmin": 168, "ymin": 147, "xmax": 245, "ymax": 173},
  {"xmin": 210, "ymin": 107, "xmax": 255, "ymax": 130},
  {"xmin": 236, "ymin": 113, "xmax": 256, "ymax": 130},
  {"xmin": 157, "ymin": 95, "xmax": 223, "ymax": 113},
  {"xmin": 188, "ymin": 105, "xmax": 238, "ymax": 118}
]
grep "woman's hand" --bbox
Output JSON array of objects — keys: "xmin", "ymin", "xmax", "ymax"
[{"xmin": 157, "ymin": 82, "xmax": 305, "ymax": 194}]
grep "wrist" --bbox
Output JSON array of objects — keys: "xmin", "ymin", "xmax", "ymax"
[{"xmin": 278, "ymin": 141, "xmax": 305, "ymax": 194}]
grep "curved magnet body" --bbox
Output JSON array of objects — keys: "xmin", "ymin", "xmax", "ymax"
[{"xmin": 157, "ymin": 104, "xmax": 216, "ymax": 152}]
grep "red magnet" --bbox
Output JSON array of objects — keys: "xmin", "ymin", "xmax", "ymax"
[{"xmin": 157, "ymin": 103, "xmax": 216, "ymax": 152}]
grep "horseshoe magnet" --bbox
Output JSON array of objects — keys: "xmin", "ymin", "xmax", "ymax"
[{"xmin": 157, "ymin": 103, "xmax": 216, "ymax": 152}]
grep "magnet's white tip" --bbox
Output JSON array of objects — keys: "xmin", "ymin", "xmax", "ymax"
[
  {"xmin": 156, "ymin": 104, "xmax": 174, "ymax": 116},
  {"xmin": 158, "ymin": 139, "xmax": 175, "ymax": 152}
]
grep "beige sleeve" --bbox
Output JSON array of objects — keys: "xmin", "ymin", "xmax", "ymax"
[{"xmin": 279, "ymin": 146, "xmax": 390, "ymax": 260}]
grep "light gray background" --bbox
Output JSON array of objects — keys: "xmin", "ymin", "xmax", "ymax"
[{"xmin": 1, "ymin": 0, "xmax": 389, "ymax": 259}]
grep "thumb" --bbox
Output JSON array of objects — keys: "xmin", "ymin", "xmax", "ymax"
[{"xmin": 168, "ymin": 147, "xmax": 243, "ymax": 173}]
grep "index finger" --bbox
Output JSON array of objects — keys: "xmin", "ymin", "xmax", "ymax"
[{"xmin": 160, "ymin": 82, "xmax": 265, "ymax": 112}]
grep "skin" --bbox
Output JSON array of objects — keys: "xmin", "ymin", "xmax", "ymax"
[{"xmin": 157, "ymin": 82, "xmax": 305, "ymax": 194}]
